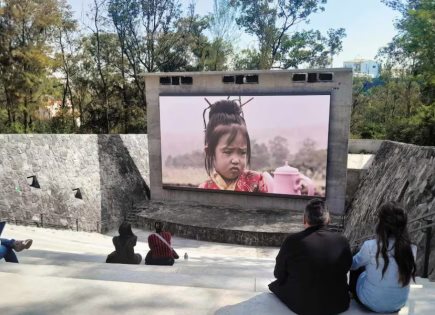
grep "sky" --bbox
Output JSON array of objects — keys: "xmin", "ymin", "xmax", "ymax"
[{"xmin": 68, "ymin": 0, "xmax": 400, "ymax": 67}]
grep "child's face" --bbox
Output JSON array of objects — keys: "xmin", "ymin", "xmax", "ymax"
[{"xmin": 214, "ymin": 131, "xmax": 247, "ymax": 181}]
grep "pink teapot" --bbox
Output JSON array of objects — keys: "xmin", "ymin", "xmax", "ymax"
[{"xmin": 263, "ymin": 161, "xmax": 316, "ymax": 195}]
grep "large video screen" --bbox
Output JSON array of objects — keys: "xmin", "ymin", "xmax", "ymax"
[{"xmin": 159, "ymin": 94, "xmax": 330, "ymax": 197}]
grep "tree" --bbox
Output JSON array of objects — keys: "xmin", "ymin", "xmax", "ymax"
[
  {"xmin": 108, "ymin": 0, "xmax": 146, "ymax": 132},
  {"xmin": 268, "ymin": 136, "xmax": 290, "ymax": 168},
  {"xmin": 0, "ymin": 0, "xmax": 69, "ymax": 133},
  {"xmin": 251, "ymin": 140, "xmax": 270, "ymax": 170},
  {"xmin": 55, "ymin": 0, "xmax": 79, "ymax": 130},
  {"xmin": 137, "ymin": 0, "xmax": 182, "ymax": 72},
  {"xmin": 349, "ymin": 0, "xmax": 434, "ymax": 145},
  {"xmin": 206, "ymin": 0, "xmax": 239, "ymax": 70},
  {"xmin": 230, "ymin": 0, "xmax": 344, "ymax": 69},
  {"xmin": 380, "ymin": 0, "xmax": 435, "ymax": 103}
]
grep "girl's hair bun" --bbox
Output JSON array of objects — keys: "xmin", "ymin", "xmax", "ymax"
[{"xmin": 209, "ymin": 100, "xmax": 242, "ymax": 118}]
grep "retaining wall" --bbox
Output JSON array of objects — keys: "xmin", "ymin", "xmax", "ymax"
[
  {"xmin": 0, "ymin": 134, "xmax": 149, "ymax": 232},
  {"xmin": 344, "ymin": 141, "xmax": 435, "ymax": 280}
]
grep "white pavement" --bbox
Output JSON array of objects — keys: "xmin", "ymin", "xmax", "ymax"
[{"xmin": 0, "ymin": 224, "xmax": 434, "ymax": 315}]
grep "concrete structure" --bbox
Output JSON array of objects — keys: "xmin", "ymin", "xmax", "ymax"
[
  {"xmin": 0, "ymin": 134, "xmax": 149, "ymax": 232},
  {"xmin": 348, "ymin": 139, "xmax": 383, "ymax": 154},
  {"xmin": 1, "ymin": 133, "xmax": 366, "ymax": 245},
  {"xmin": 345, "ymin": 141, "xmax": 435, "ymax": 280},
  {"xmin": 145, "ymin": 69, "xmax": 353, "ymax": 215},
  {"xmin": 0, "ymin": 224, "xmax": 433, "ymax": 315},
  {"xmin": 344, "ymin": 59, "xmax": 380, "ymax": 78}
]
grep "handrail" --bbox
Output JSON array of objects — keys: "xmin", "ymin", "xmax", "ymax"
[
  {"xmin": 3, "ymin": 215, "xmax": 106, "ymax": 233},
  {"xmin": 408, "ymin": 211, "xmax": 435, "ymax": 225},
  {"xmin": 351, "ymin": 210, "xmax": 435, "ymax": 243},
  {"xmin": 409, "ymin": 221, "xmax": 435, "ymax": 234}
]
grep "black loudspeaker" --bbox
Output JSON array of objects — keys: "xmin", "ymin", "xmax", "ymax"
[
  {"xmin": 27, "ymin": 175, "xmax": 40, "ymax": 189},
  {"xmin": 72, "ymin": 188, "xmax": 82, "ymax": 199},
  {"xmin": 159, "ymin": 77, "xmax": 171, "ymax": 85},
  {"xmin": 318, "ymin": 72, "xmax": 334, "ymax": 81},
  {"xmin": 292, "ymin": 73, "xmax": 307, "ymax": 82}
]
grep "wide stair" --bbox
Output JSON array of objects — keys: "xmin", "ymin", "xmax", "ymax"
[{"xmin": 0, "ymin": 225, "xmax": 434, "ymax": 315}]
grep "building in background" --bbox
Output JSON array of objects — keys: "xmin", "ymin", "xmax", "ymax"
[
  {"xmin": 36, "ymin": 97, "xmax": 81, "ymax": 127},
  {"xmin": 344, "ymin": 59, "xmax": 380, "ymax": 78}
]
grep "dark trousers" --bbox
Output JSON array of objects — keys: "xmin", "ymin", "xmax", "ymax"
[
  {"xmin": 0, "ymin": 238, "xmax": 18, "ymax": 263},
  {"xmin": 106, "ymin": 251, "xmax": 142, "ymax": 264},
  {"xmin": 349, "ymin": 267, "xmax": 370, "ymax": 308},
  {"xmin": 145, "ymin": 251, "xmax": 174, "ymax": 266}
]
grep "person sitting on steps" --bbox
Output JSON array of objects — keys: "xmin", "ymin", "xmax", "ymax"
[
  {"xmin": 106, "ymin": 221, "xmax": 142, "ymax": 264},
  {"xmin": 269, "ymin": 199, "xmax": 352, "ymax": 315},
  {"xmin": 0, "ymin": 221, "xmax": 33, "ymax": 263},
  {"xmin": 349, "ymin": 201, "xmax": 417, "ymax": 313},
  {"xmin": 145, "ymin": 221, "xmax": 179, "ymax": 266}
]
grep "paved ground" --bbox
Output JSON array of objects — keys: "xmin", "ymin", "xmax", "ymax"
[{"xmin": 0, "ymin": 224, "xmax": 434, "ymax": 315}]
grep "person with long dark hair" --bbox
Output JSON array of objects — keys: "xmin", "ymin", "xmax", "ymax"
[
  {"xmin": 350, "ymin": 201, "xmax": 417, "ymax": 313},
  {"xmin": 106, "ymin": 222, "xmax": 142, "ymax": 264}
]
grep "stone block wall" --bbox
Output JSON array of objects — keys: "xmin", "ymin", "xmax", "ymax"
[
  {"xmin": 98, "ymin": 135, "xmax": 150, "ymax": 231},
  {"xmin": 0, "ymin": 134, "xmax": 149, "ymax": 232},
  {"xmin": 344, "ymin": 141, "xmax": 435, "ymax": 280}
]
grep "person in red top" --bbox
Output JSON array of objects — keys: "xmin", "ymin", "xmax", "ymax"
[
  {"xmin": 198, "ymin": 100, "xmax": 268, "ymax": 193},
  {"xmin": 145, "ymin": 221, "xmax": 179, "ymax": 266}
]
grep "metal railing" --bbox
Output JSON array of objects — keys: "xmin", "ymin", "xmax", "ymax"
[
  {"xmin": 3, "ymin": 214, "xmax": 105, "ymax": 233},
  {"xmin": 350, "ymin": 210, "xmax": 435, "ymax": 278}
]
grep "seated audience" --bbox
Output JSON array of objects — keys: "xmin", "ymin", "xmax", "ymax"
[
  {"xmin": 106, "ymin": 222, "xmax": 142, "ymax": 264},
  {"xmin": 145, "ymin": 221, "xmax": 179, "ymax": 266},
  {"xmin": 269, "ymin": 199, "xmax": 352, "ymax": 315},
  {"xmin": 350, "ymin": 201, "xmax": 417, "ymax": 313},
  {"xmin": 0, "ymin": 221, "xmax": 33, "ymax": 263}
]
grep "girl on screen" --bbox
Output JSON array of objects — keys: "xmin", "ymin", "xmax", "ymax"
[{"xmin": 199, "ymin": 99, "xmax": 268, "ymax": 192}]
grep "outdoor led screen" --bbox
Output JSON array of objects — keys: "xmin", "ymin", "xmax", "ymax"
[{"xmin": 159, "ymin": 94, "xmax": 331, "ymax": 198}]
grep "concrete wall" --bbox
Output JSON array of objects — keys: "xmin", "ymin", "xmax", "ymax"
[
  {"xmin": 0, "ymin": 134, "xmax": 149, "ymax": 232},
  {"xmin": 344, "ymin": 141, "xmax": 435, "ymax": 279},
  {"xmin": 145, "ymin": 69, "xmax": 353, "ymax": 214}
]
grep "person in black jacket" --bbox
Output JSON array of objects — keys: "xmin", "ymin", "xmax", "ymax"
[
  {"xmin": 269, "ymin": 198, "xmax": 352, "ymax": 315},
  {"xmin": 106, "ymin": 222, "xmax": 142, "ymax": 264}
]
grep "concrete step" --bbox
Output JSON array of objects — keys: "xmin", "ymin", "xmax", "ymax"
[
  {"xmin": 16, "ymin": 248, "xmax": 275, "ymax": 276},
  {"xmin": 0, "ymin": 271, "xmax": 433, "ymax": 315},
  {"xmin": 0, "ymin": 271, "xmax": 271, "ymax": 315},
  {"xmin": 0, "ymin": 260, "xmax": 273, "ymax": 293},
  {"xmin": 3, "ymin": 224, "xmax": 280, "ymax": 260},
  {"xmin": 2, "ymin": 224, "xmax": 435, "ymax": 315}
]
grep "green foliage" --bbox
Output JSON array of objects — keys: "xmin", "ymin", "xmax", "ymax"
[
  {"xmin": 229, "ymin": 0, "xmax": 344, "ymax": 69},
  {"xmin": 351, "ymin": 0, "xmax": 434, "ymax": 145},
  {"xmin": 386, "ymin": 103, "xmax": 435, "ymax": 146},
  {"xmin": 0, "ymin": 0, "xmax": 350, "ymax": 133}
]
